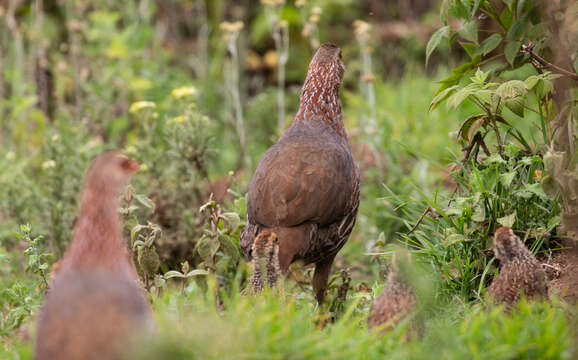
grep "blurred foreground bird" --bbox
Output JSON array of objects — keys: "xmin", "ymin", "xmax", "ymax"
[
  {"xmin": 240, "ymin": 43, "xmax": 360, "ymax": 304},
  {"xmin": 36, "ymin": 151, "xmax": 152, "ymax": 360},
  {"xmin": 488, "ymin": 227, "xmax": 548, "ymax": 305},
  {"xmin": 368, "ymin": 251, "xmax": 419, "ymax": 338}
]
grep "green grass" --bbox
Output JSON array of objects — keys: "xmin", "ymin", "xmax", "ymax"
[{"xmin": 123, "ymin": 283, "xmax": 572, "ymax": 360}]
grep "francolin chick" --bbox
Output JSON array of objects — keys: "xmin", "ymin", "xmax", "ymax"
[
  {"xmin": 368, "ymin": 251, "xmax": 419, "ymax": 338},
  {"xmin": 249, "ymin": 230, "xmax": 281, "ymax": 294},
  {"xmin": 36, "ymin": 151, "xmax": 152, "ymax": 360},
  {"xmin": 488, "ymin": 227, "xmax": 548, "ymax": 305}
]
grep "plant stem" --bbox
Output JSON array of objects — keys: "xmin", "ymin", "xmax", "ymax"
[{"xmin": 522, "ymin": 42, "xmax": 578, "ymax": 81}]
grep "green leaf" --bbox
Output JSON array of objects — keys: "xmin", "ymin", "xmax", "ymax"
[
  {"xmin": 486, "ymin": 154, "xmax": 507, "ymax": 164},
  {"xmin": 496, "ymin": 80, "xmax": 527, "ymax": 98},
  {"xmin": 471, "ymin": 0, "xmax": 483, "ymax": 17},
  {"xmin": 504, "ymin": 41, "xmax": 521, "ymax": 66},
  {"xmin": 500, "ymin": 7, "xmax": 514, "ymax": 28},
  {"xmin": 458, "ymin": 20, "xmax": 479, "ymax": 43},
  {"xmin": 505, "ymin": 97, "xmax": 525, "ymax": 117},
  {"xmin": 185, "ymin": 269, "xmax": 209, "ymax": 277},
  {"xmin": 524, "ymin": 75, "xmax": 540, "ymax": 89},
  {"xmin": 475, "ymin": 34, "xmax": 502, "ymax": 56},
  {"xmin": 506, "ymin": 21, "xmax": 524, "ymax": 41},
  {"xmin": 130, "ymin": 224, "xmax": 145, "ymax": 244},
  {"xmin": 217, "ymin": 234, "xmax": 240, "ymax": 262},
  {"xmin": 196, "ymin": 235, "xmax": 220, "ymax": 265},
  {"xmin": 458, "ymin": 114, "xmax": 486, "ymax": 142},
  {"xmin": 514, "ymin": 183, "xmax": 549, "ymax": 200},
  {"xmin": 164, "ymin": 270, "xmax": 185, "ymax": 279},
  {"xmin": 471, "ymin": 68, "xmax": 489, "ymax": 84},
  {"xmin": 535, "ymin": 78, "xmax": 555, "ymax": 99},
  {"xmin": 460, "ymin": 42, "xmax": 478, "ymax": 58},
  {"xmin": 446, "ymin": 83, "xmax": 481, "ymax": 109},
  {"xmin": 440, "ymin": 0, "xmax": 452, "ymax": 24},
  {"xmin": 199, "ymin": 200, "xmax": 216, "ymax": 213},
  {"xmin": 497, "ymin": 212, "xmax": 516, "ymax": 228},
  {"xmin": 134, "ymin": 194, "xmax": 155, "ymax": 211},
  {"xmin": 426, "ymin": 26, "xmax": 450, "ymax": 66},
  {"xmin": 429, "ymin": 85, "xmax": 459, "ymax": 111},
  {"xmin": 437, "ymin": 60, "xmax": 478, "ymax": 90},
  {"xmin": 472, "ymin": 205, "xmax": 486, "ymax": 222},
  {"xmin": 499, "ymin": 171, "xmax": 516, "ymax": 188},
  {"xmin": 443, "ymin": 233, "xmax": 470, "ymax": 247},
  {"xmin": 219, "ymin": 212, "xmax": 241, "ymax": 232}
]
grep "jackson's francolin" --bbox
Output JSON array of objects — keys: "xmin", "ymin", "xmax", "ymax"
[
  {"xmin": 368, "ymin": 252, "xmax": 419, "ymax": 338},
  {"xmin": 36, "ymin": 151, "xmax": 152, "ymax": 360},
  {"xmin": 488, "ymin": 227, "xmax": 548, "ymax": 305},
  {"xmin": 241, "ymin": 43, "xmax": 360, "ymax": 304}
]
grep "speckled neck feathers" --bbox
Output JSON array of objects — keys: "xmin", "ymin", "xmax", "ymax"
[{"xmin": 294, "ymin": 44, "xmax": 346, "ymax": 137}]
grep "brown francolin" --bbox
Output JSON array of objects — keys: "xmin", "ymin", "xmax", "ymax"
[
  {"xmin": 368, "ymin": 251, "xmax": 419, "ymax": 338},
  {"xmin": 36, "ymin": 151, "xmax": 152, "ymax": 360},
  {"xmin": 488, "ymin": 227, "xmax": 548, "ymax": 305},
  {"xmin": 240, "ymin": 43, "xmax": 360, "ymax": 304}
]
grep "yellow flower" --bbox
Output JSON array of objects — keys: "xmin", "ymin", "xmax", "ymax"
[
  {"xmin": 171, "ymin": 115, "xmax": 185, "ymax": 123},
  {"xmin": 219, "ymin": 21, "xmax": 244, "ymax": 33},
  {"xmin": 139, "ymin": 164, "xmax": 149, "ymax": 172},
  {"xmin": 42, "ymin": 160, "xmax": 56, "ymax": 170},
  {"xmin": 534, "ymin": 170, "xmax": 543, "ymax": 180},
  {"xmin": 171, "ymin": 86, "xmax": 197, "ymax": 99},
  {"xmin": 264, "ymin": 50, "xmax": 279, "ymax": 69},
  {"xmin": 5, "ymin": 151, "xmax": 15, "ymax": 161},
  {"xmin": 261, "ymin": 0, "xmax": 285, "ymax": 7},
  {"xmin": 246, "ymin": 51, "xmax": 263, "ymax": 70},
  {"xmin": 129, "ymin": 101, "xmax": 156, "ymax": 114},
  {"xmin": 125, "ymin": 146, "xmax": 137, "ymax": 155},
  {"xmin": 353, "ymin": 20, "xmax": 371, "ymax": 38},
  {"xmin": 130, "ymin": 78, "xmax": 153, "ymax": 92}
]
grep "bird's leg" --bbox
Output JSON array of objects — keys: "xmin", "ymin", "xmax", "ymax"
[{"xmin": 312, "ymin": 255, "xmax": 336, "ymax": 305}]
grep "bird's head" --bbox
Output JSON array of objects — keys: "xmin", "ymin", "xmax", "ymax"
[
  {"xmin": 306, "ymin": 43, "xmax": 345, "ymax": 89},
  {"xmin": 252, "ymin": 230, "xmax": 279, "ymax": 263},
  {"xmin": 493, "ymin": 227, "xmax": 526, "ymax": 262},
  {"xmin": 84, "ymin": 151, "xmax": 140, "ymax": 196}
]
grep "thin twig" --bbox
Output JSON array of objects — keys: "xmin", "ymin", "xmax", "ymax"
[
  {"xmin": 522, "ymin": 42, "xmax": 578, "ymax": 81},
  {"xmin": 406, "ymin": 206, "xmax": 431, "ymax": 235}
]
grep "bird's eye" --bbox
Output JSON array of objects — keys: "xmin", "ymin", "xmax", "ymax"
[{"xmin": 120, "ymin": 158, "xmax": 132, "ymax": 169}]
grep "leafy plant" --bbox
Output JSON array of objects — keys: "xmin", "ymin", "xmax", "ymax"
[
  {"xmin": 132, "ymin": 221, "xmax": 162, "ymax": 290},
  {"xmin": 426, "ymin": 0, "xmax": 577, "ymax": 241},
  {"xmin": 17, "ymin": 224, "xmax": 52, "ymax": 289},
  {"xmin": 196, "ymin": 196, "xmax": 243, "ymax": 293},
  {"xmin": 431, "ymin": 68, "xmax": 560, "ymax": 160},
  {"xmin": 164, "ymin": 261, "xmax": 208, "ymax": 294}
]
